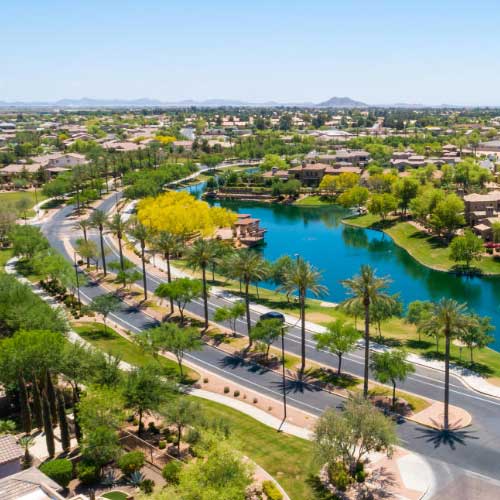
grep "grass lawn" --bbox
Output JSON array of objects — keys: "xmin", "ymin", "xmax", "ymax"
[
  {"xmin": 0, "ymin": 190, "xmax": 47, "ymax": 217},
  {"xmin": 101, "ymin": 492, "xmax": 128, "ymax": 500},
  {"xmin": 192, "ymin": 397, "xmax": 317, "ymax": 500},
  {"xmin": 0, "ymin": 248, "xmax": 13, "ymax": 271},
  {"xmin": 73, "ymin": 322, "xmax": 199, "ymax": 383},
  {"xmin": 294, "ymin": 195, "xmax": 335, "ymax": 206}
]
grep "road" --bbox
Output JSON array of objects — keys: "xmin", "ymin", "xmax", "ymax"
[{"xmin": 39, "ymin": 190, "xmax": 500, "ymax": 497}]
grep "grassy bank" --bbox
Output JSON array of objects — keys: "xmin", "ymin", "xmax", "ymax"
[
  {"xmin": 0, "ymin": 191, "xmax": 46, "ymax": 217},
  {"xmin": 344, "ymin": 214, "xmax": 500, "ymax": 275},
  {"xmin": 73, "ymin": 322, "xmax": 199, "ymax": 382},
  {"xmin": 294, "ymin": 195, "xmax": 335, "ymax": 206},
  {"xmin": 192, "ymin": 397, "xmax": 317, "ymax": 500}
]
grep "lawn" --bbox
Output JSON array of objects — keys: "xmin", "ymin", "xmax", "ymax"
[
  {"xmin": 294, "ymin": 195, "xmax": 335, "ymax": 206},
  {"xmin": 101, "ymin": 492, "xmax": 128, "ymax": 500},
  {"xmin": 0, "ymin": 190, "xmax": 46, "ymax": 217},
  {"xmin": 0, "ymin": 248, "xmax": 13, "ymax": 271},
  {"xmin": 192, "ymin": 397, "xmax": 317, "ymax": 500},
  {"xmin": 73, "ymin": 322, "xmax": 199, "ymax": 382}
]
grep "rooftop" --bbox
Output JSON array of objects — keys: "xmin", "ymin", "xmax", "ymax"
[{"xmin": 0, "ymin": 434, "xmax": 23, "ymax": 465}]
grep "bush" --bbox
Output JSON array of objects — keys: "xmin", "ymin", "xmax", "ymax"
[
  {"xmin": 223, "ymin": 386, "xmax": 230, "ymax": 394},
  {"xmin": 262, "ymin": 480, "xmax": 283, "ymax": 500},
  {"xmin": 158, "ymin": 440, "xmax": 166, "ymax": 450},
  {"xmin": 355, "ymin": 469, "xmax": 366, "ymax": 483},
  {"xmin": 40, "ymin": 459, "xmax": 73, "ymax": 488},
  {"xmin": 203, "ymin": 377, "xmax": 209, "ymax": 384},
  {"xmin": 148, "ymin": 421, "xmax": 159, "ymax": 434},
  {"xmin": 118, "ymin": 451, "xmax": 145, "ymax": 475},
  {"xmin": 162, "ymin": 460, "xmax": 182, "ymax": 485},
  {"xmin": 185, "ymin": 427, "xmax": 201, "ymax": 445},
  {"xmin": 77, "ymin": 461, "xmax": 99, "ymax": 485},
  {"xmin": 233, "ymin": 390, "xmax": 240, "ymax": 397},
  {"xmin": 328, "ymin": 462, "xmax": 352, "ymax": 492},
  {"xmin": 139, "ymin": 478, "xmax": 155, "ymax": 494},
  {"xmin": 253, "ymin": 398, "xmax": 258, "ymax": 404}
]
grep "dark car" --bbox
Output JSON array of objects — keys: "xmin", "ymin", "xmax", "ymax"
[{"xmin": 259, "ymin": 311, "xmax": 285, "ymax": 323}]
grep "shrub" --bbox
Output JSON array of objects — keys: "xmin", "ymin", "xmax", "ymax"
[
  {"xmin": 203, "ymin": 377, "xmax": 209, "ymax": 384},
  {"xmin": 162, "ymin": 460, "xmax": 182, "ymax": 485},
  {"xmin": 355, "ymin": 469, "xmax": 366, "ymax": 483},
  {"xmin": 158, "ymin": 440, "xmax": 166, "ymax": 450},
  {"xmin": 328, "ymin": 462, "xmax": 352, "ymax": 492},
  {"xmin": 223, "ymin": 386, "xmax": 230, "ymax": 394},
  {"xmin": 140, "ymin": 478, "xmax": 155, "ymax": 494},
  {"xmin": 233, "ymin": 390, "xmax": 240, "ymax": 397},
  {"xmin": 253, "ymin": 398, "xmax": 258, "ymax": 404},
  {"xmin": 185, "ymin": 427, "xmax": 201, "ymax": 445},
  {"xmin": 148, "ymin": 421, "xmax": 159, "ymax": 434},
  {"xmin": 118, "ymin": 451, "xmax": 145, "ymax": 476},
  {"xmin": 262, "ymin": 480, "xmax": 283, "ymax": 500},
  {"xmin": 40, "ymin": 459, "xmax": 73, "ymax": 488},
  {"xmin": 77, "ymin": 461, "xmax": 99, "ymax": 485}
]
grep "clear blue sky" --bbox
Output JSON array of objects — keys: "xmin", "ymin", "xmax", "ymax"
[{"xmin": 2, "ymin": 0, "xmax": 500, "ymax": 105}]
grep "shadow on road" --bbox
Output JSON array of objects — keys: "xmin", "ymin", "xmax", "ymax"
[
  {"xmin": 415, "ymin": 426, "xmax": 479, "ymax": 450},
  {"xmin": 272, "ymin": 370, "xmax": 323, "ymax": 395}
]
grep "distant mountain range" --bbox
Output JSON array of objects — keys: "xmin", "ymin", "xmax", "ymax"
[{"xmin": 0, "ymin": 96, "xmax": 481, "ymax": 109}]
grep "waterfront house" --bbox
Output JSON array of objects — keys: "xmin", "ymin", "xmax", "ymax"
[{"xmin": 233, "ymin": 214, "xmax": 266, "ymax": 246}]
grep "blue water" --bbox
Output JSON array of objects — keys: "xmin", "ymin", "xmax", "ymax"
[{"xmin": 211, "ymin": 199, "xmax": 500, "ymax": 350}]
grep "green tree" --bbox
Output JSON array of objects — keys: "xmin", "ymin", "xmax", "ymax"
[
  {"xmin": 450, "ymin": 229, "xmax": 483, "ymax": 269},
  {"xmin": 368, "ymin": 193, "xmax": 397, "ymax": 221},
  {"xmin": 491, "ymin": 221, "xmax": 500, "ymax": 244},
  {"xmin": 106, "ymin": 212, "xmax": 129, "ymax": 271},
  {"xmin": 57, "ymin": 389, "xmax": 71, "ymax": 453},
  {"xmin": 429, "ymin": 194, "xmax": 465, "ymax": 238},
  {"xmin": 89, "ymin": 293, "xmax": 121, "ymax": 333},
  {"xmin": 42, "ymin": 390, "xmax": 55, "ymax": 458},
  {"xmin": 129, "ymin": 220, "xmax": 150, "ymax": 301},
  {"xmin": 370, "ymin": 349, "xmax": 415, "ymax": 410},
  {"xmin": 213, "ymin": 302, "xmax": 246, "ymax": 336},
  {"xmin": 18, "ymin": 435, "xmax": 35, "ymax": 469},
  {"xmin": 8, "ymin": 225, "xmax": 48, "ymax": 260},
  {"xmin": 109, "ymin": 258, "xmax": 142, "ymax": 290},
  {"xmin": 341, "ymin": 265, "xmax": 396, "ymax": 398},
  {"xmin": 337, "ymin": 186, "xmax": 369, "ymax": 210},
  {"xmin": 405, "ymin": 300, "xmax": 433, "ymax": 341},
  {"xmin": 89, "ymin": 209, "xmax": 108, "ymax": 276},
  {"xmin": 459, "ymin": 315, "xmax": 494, "ymax": 364},
  {"xmin": 155, "ymin": 278, "xmax": 203, "ymax": 324},
  {"xmin": 278, "ymin": 257, "xmax": 327, "ymax": 374},
  {"xmin": 75, "ymin": 238, "xmax": 98, "ymax": 269},
  {"xmin": 419, "ymin": 299, "xmax": 476, "ymax": 430},
  {"xmin": 393, "ymin": 178, "xmax": 419, "ymax": 215},
  {"xmin": 250, "ymin": 319, "xmax": 283, "ymax": 360},
  {"xmin": 161, "ymin": 398, "xmax": 200, "ymax": 454},
  {"xmin": 313, "ymin": 320, "xmax": 361, "ymax": 375}
]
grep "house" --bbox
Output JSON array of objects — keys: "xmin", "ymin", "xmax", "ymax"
[
  {"xmin": 0, "ymin": 163, "xmax": 43, "ymax": 183},
  {"xmin": 0, "ymin": 467, "xmax": 69, "ymax": 500},
  {"xmin": 0, "ymin": 435, "xmax": 23, "ymax": 479},
  {"xmin": 233, "ymin": 214, "xmax": 266, "ymax": 246},
  {"xmin": 47, "ymin": 153, "xmax": 88, "ymax": 168},
  {"xmin": 288, "ymin": 162, "xmax": 330, "ymax": 186},
  {"xmin": 477, "ymin": 140, "xmax": 500, "ymax": 153},
  {"xmin": 463, "ymin": 191, "xmax": 500, "ymax": 226}
]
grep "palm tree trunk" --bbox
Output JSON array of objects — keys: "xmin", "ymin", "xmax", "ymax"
[
  {"xmin": 245, "ymin": 280, "xmax": 252, "ymax": 348},
  {"xmin": 300, "ymin": 292, "xmax": 306, "ymax": 375},
  {"xmin": 392, "ymin": 381, "xmax": 397, "ymax": 410},
  {"xmin": 202, "ymin": 266, "xmax": 208, "ymax": 330},
  {"xmin": 83, "ymin": 227, "xmax": 90, "ymax": 267},
  {"xmin": 141, "ymin": 243, "xmax": 148, "ymax": 301},
  {"xmin": 337, "ymin": 354, "xmax": 342, "ymax": 376},
  {"xmin": 117, "ymin": 236, "xmax": 124, "ymax": 271},
  {"xmin": 363, "ymin": 302, "xmax": 370, "ymax": 398},
  {"xmin": 99, "ymin": 228, "xmax": 107, "ymax": 276},
  {"xmin": 444, "ymin": 333, "xmax": 450, "ymax": 430},
  {"xmin": 165, "ymin": 253, "xmax": 174, "ymax": 313}
]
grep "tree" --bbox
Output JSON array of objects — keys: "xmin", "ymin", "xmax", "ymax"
[
  {"xmin": 278, "ymin": 257, "xmax": 327, "ymax": 374},
  {"xmin": 314, "ymin": 395, "xmax": 397, "ymax": 473},
  {"xmin": 319, "ymin": 174, "xmax": 337, "ymax": 197},
  {"xmin": 161, "ymin": 398, "xmax": 200, "ymax": 454},
  {"xmin": 492, "ymin": 221, "xmax": 500, "ymax": 244},
  {"xmin": 419, "ymin": 299, "xmax": 476, "ymax": 430},
  {"xmin": 313, "ymin": 320, "xmax": 361, "ymax": 375},
  {"xmin": 109, "ymin": 258, "xmax": 142, "ymax": 290},
  {"xmin": 8, "ymin": 225, "xmax": 48, "ymax": 260},
  {"xmin": 89, "ymin": 209, "xmax": 108, "ymax": 276},
  {"xmin": 450, "ymin": 229, "xmax": 483, "ymax": 269},
  {"xmin": 75, "ymin": 238, "xmax": 98, "ymax": 269},
  {"xmin": 370, "ymin": 350, "xmax": 415, "ymax": 410},
  {"xmin": 18, "ymin": 435, "xmax": 35, "ymax": 469},
  {"xmin": 337, "ymin": 186, "xmax": 369, "ymax": 210},
  {"xmin": 74, "ymin": 218, "xmax": 93, "ymax": 266},
  {"xmin": 260, "ymin": 154, "xmax": 287, "ymax": 171},
  {"xmin": 57, "ymin": 389, "xmax": 71, "ymax": 453},
  {"xmin": 250, "ymin": 319, "xmax": 283, "ymax": 360},
  {"xmin": 429, "ymin": 194, "xmax": 465, "ymax": 238},
  {"xmin": 89, "ymin": 293, "xmax": 121, "ymax": 333},
  {"xmin": 226, "ymin": 250, "xmax": 268, "ymax": 344},
  {"xmin": 129, "ymin": 220, "xmax": 150, "ymax": 301},
  {"xmin": 106, "ymin": 212, "xmax": 129, "ymax": 271},
  {"xmin": 32, "ymin": 249, "xmax": 76, "ymax": 291},
  {"xmin": 155, "ymin": 278, "xmax": 203, "ymax": 324},
  {"xmin": 368, "ymin": 193, "xmax": 397, "ymax": 221},
  {"xmin": 213, "ymin": 302, "xmax": 246, "ymax": 336},
  {"xmin": 152, "ymin": 231, "xmax": 183, "ymax": 311},
  {"xmin": 393, "ymin": 178, "xmax": 418, "ymax": 215},
  {"xmin": 187, "ymin": 239, "xmax": 218, "ymax": 329},
  {"xmin": 341, "ymin": 265, "xmax": 396, "ymax": 398},
  {"xmin": 405, "ymin": 300, "xmax": 433, "ymax": 341},
  {"xmin": 370, "ymin": 293, "xmax": 402, "ymax": 341},
  {"xmin": 123, "ymin": 365, "xmax": 171, "ymax": 435},
  {"xmin": 81, "ymin": 425, "xmax": 120, "ymax": 476},
  {"xmin": 459, "ymin": 314, "xmax": 494, "ymax": 364},
  {"xmin": 42, "ymin": 391, "xmax": 55, "ymax": 458}
]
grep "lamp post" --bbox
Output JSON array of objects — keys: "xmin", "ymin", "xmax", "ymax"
[
  {"xmin": 280, "ymin": 324, "xmax": 287, "ymax": 428},
  {"xmin": 73, "ymin": 252, "xmax": 81, "ymax": 309}
]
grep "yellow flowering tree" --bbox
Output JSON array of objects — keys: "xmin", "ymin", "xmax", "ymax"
[{"xmin": 137, "ymin": 191, "xmax": 237, "ymax": 238}]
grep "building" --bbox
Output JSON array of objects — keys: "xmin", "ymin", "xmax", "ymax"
[
  {"xmin": 233, "ymin": 213, "xmax": 266, "ymax": 246},
  {"xmin": 464, "ymin": 191, "xmax": 500, "ymax": 239},
  {"xmin": 0, "ymin": 435, "xmax": 23, "ymax": 479},
  {"xmin": 288, "ymin": 161, "xmax": 362, "ymax": 186}
]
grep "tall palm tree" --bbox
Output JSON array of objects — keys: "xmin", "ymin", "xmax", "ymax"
[
  {"xmin": 420, "ymin": 298, "xmax": 474, "ymax": 430},
  {"xmin": 279, "ymin": 257, "xmax": 327, "ymax": 374},
  {"xmin": 74, "ymin": 218, "xmax": 92, "ymax": 267},
  {"xmin": 228, "ymin": 249, "xmax": 268, "ymax": 348},
  {"xmin": 187, "ymin": 239, "xmax": 218, "ymax": 329},
  {"xmin": 89, "ymin": 209, "xmax": 108, "ymax": 276},
  {"xmin": 152, "ymin": 231, "xmax": 183, "ymax": 312},
  {"xmin": 341, "ymin": 265, "xmax": 395, "ymax": 398},
  {"xmin": 129, "ymin": 220, "xmax": 150, "ymax": 301},
  {"xmin": 106, "ymin": 212, "xmax": 129, "ymax": 271}
]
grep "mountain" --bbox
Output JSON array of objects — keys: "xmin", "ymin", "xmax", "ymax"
[{"xmin": 317, "ymin": 96, "xmax": 367, "ymax": 107}]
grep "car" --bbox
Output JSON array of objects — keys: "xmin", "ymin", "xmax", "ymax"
[{"xmin": 259, "ymin": 311, "xmax": 285, "ymax": 323}]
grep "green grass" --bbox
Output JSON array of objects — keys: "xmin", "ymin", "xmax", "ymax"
[
  {"xmin": 344, "ymin": 214, "xmax": 500, "ymax": 275},
  {"xmin": 0, "ymin": 248, "xmax": 13, "ymax": 271},
  {"xmin": 192, "ymin": 397, "xmax": 317, "ymax": 500},
  {"xmin": 294, "ymin": 195, "xmax": 335, "ymax": 206},
  {"xmin": 73, "ymin": 322, "xmax": 199, "ymax": 383},
  {"xmin": 101, "ymin": 492, "xmax": 128, "ymax": 500},
  {"xmin": 0, "ymin": 191, "xmax": 46, "ymax": 217}
]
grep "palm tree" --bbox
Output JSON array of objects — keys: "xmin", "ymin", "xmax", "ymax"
[
  {"xmin": 74, "ymin": 218, "xmax": 92, "ymax": 267},
  {"xmin": 420, "ymin": 299, "xmax": 475, "ymax": 430},
  {"xmin": 187, "ymin": 239, "xmax": 218, "ymax": 329},
  {"xmin": 152, "ymin": 231, "xmax": 183, "ymax": 312},
  {"xmin": 279, "ymin": 257, "xmax": 327, "ymax": 374},
  {"xmin": 341, "ymin": 265, "xmax": 395, "ymax": 398},
  {"xmin": 129, "ymin": 220, "xmax": 150, "ymax": 301},
  {"xmin": 18, "ymin": 435, "xmax": 35, "ymax": 469},
  {"xmin": 106, "ymin": 212, "xmax": 129, "ymax": 271},
  {"xmin": 89, "ymin": 209, "xmax": 108, "ymax": 276},
  {"xmin": 227, "ymin": 249, "xmax": 267, "ymax": 347}
]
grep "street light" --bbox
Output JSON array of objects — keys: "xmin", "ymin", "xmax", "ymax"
[{"xmin": 73, "ymin": 252, "xmax": 81, "ymax": 309}]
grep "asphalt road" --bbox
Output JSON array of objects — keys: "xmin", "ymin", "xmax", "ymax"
[{"xmin": 39, "ymin": 192, "xmax": 500, "ymax": 491}]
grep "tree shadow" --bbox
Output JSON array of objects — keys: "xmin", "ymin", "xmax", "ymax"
[
  {"xmin": 415, "ymin": 426, "xmax": 479, "ymax": 450},
  {"xmin": 272, "ymin": 370, "xmax": 323, "ymax": 395},
  {"xmin": 406, "ymin": 339, "xmax": 433, "ymax": 350},
  {"xmin": 450, "ymin": 265, "xmax": 483, "ymax": 277}
]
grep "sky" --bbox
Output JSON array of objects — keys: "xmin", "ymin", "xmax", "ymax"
[{"xmin": 2, "ymin": 0, "xmax": 500, "ymax": 106}]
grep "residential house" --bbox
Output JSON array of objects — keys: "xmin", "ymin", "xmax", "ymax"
[{"xmin": 0, "ymin": 435, "xmax": 22, "ymax": 479}]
